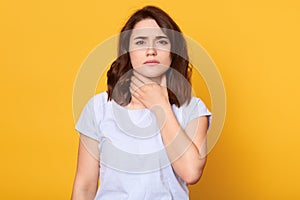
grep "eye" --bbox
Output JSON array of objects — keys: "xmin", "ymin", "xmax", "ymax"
[
  {"xmin": 157, "ymin": 40, "xmax": 169, "ymax": 45},
  {"xmin": 135, "ymin": 40, "xmax": 145, "ymax": 45}
]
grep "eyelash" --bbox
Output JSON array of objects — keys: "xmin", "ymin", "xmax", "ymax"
[
  {"xmin": 135, "ymin": 40, "xmax": 169, "ymax": 45},
  {"xmin": 135, "ymin": 40, "xmax": 145, "ymax": 45},
  {"xmin": 158, "ymin": 40, "xmax": 168, "ymax": 45}
]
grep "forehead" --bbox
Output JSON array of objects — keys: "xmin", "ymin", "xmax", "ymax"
[{"xmin": 131, "ymin": 19, "xmax": 167, "ymax": 37}]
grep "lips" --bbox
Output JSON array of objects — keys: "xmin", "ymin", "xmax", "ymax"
[{"xmin": 143, "ymin": 60, "xmax": 160, "ymax": 65}]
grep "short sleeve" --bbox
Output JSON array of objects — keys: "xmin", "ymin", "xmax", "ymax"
[
  {"xmin": 75, "ymin": 96, "xmax": 100, "ymax": 141},
  {"xmin": 182, "ymin": 97, "xmax": 212, "ymax": 130}
]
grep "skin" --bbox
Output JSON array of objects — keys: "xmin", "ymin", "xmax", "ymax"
[
  {"xmin": 71, "ymin": 139, "xmax": 99, "ymax": 200},
  {"xmin": 129, "ymin": 18, "xmax": 171, "ymax": 82},
  {"xmin": 129, "ymin": 19, "xmax": 209, "ymax": 184},
  {"xmin": 71, "ymin": 18, "xmax": 209, "ymax": 199}
]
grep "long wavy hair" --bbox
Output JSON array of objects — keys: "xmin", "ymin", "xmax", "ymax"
[{"xmin": 107, "ymin": 5, "xmax": 192, "ymax": 107}]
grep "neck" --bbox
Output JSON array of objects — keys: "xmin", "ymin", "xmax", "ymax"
[
  {"xmin": 126, "ymin": 75, "xmax": 164, "ymax": 110},
  {"xmin": 127, "ymin": 96, "xmax": 145, "ymax": 110},
  {"xmin": 148, "ymin": 76, "xmax": 163, "ymax": 84}
]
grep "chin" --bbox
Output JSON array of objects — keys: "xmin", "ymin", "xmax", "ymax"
[{"xmin": 134, "ymin": 64, "xmax": 170, "ymax": 78}]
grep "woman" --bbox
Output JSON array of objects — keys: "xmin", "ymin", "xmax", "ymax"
[{"xmin": 72, "ymin": 5, "xmax": 212, "ymax": 200}]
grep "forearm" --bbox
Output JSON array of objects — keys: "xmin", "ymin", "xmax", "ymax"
[
  {"xmin": 152, "ymin": 104, "xmax": 207, "ymax": 184},
  {"xmin": 71, "ymin": 177, "xmax": 98, "ymax": 200}
]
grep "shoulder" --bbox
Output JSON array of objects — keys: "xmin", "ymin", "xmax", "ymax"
[
  {"xmin": 87, "ymin": 91, "xmax": 108, "ymax": 107},
  {"xmin": 84, "ymin": 91, "xmax": 109, "ymax": 122},
  {"xmin": 92, "ymin": 91, "xmax": 108, "ymax": 103},
  {"xmin": 180, "ymin": 96, "xmax": 212, "ymax": 125},
  {"xmin": 84, "ymin": 91, "xmax": 109, "ymax": 115},
  {"xmin": 181, "ymin": 96, "xmax": 208, "ymax": 110}
]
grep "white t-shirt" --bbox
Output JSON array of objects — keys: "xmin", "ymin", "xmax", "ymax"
[{"xmin": 75, "ymin": 91, "xmax": 212, "ymax": 200}]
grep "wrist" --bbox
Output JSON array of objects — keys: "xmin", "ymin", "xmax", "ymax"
[{"xmin": 150, "ymin": 102, "xmax": 173, "ymax": 128}]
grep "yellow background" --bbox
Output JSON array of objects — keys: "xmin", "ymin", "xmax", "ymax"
[{"xmin": 1, "ymin": 0, "xmax": 299, "ymax": 199}]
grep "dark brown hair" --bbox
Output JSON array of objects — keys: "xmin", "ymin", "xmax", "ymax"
[{"xmin": 107, "ymin": 5, "xmax": 192, "ymax": 107}]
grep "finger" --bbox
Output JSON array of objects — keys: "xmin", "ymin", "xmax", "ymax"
[
  {"xmin": 130, "ymin": 83, "xmax": 136, "ymax": 92},
  {"xmin": 130, "ymin": 88, "xmax": 144, "ymax": 105},
  {"xmin": 130, "ymin": 84, "xmax": 139, "ymax": 97},
  {"xmin": 131, "ymin": 75, "xmax": 144, "ymax": 89},
  {"xmin": 130, "ymin": 80, "xmax": 140, "ymax": 94},
  {"xmin": 133, "ymin": 70, "xmax": 154, "ymax": 84}
]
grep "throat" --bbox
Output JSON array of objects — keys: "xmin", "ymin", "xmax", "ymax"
[{"xmin": 126, "ymin": 97, "xmax": 146, "ymax": 110}]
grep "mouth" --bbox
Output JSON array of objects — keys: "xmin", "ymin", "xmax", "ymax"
[{"xmin": 143, "ymin": 60, "xmax": 160, "ymax": 65}]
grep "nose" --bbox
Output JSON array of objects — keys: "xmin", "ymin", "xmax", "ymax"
[{"xmin": 146, "ymin": 44, "xmax": 157, "ymax": 56}]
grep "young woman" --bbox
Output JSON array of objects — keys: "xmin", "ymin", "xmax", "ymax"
[{"xmin": 72, "ymin": 5, "xmax": 212, "ymax": 200}]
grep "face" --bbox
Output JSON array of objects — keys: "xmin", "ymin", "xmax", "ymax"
[{"xmin": 129, "ymin": 18, "xmax": 171, "ymax": 78}]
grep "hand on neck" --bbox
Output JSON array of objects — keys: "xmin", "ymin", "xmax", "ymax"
[
  {"xmin": 148, "ymin": 76, "xmax": 163, "ymax": 85},
  {"xmin": 126, "ymin": 73, "xmax": 166, "ymax": 110},
  {"xmin": 126, "ymin": 96, "xmax": 146, "ymax": 110}
]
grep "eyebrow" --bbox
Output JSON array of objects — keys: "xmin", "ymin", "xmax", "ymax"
[{"xmin": 133, "ymin": 36, "xmax": 169, "ymax": 40}]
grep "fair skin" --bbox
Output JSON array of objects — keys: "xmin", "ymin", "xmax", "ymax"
[
  {"xmin": 128, "ymin": 19, "xmax": 171, "ymax": 85},
  {"xmin": 128, "ymin": 19, "xmax": 209, "ymax": 184},
  {"xmin": 71, "ymin": 139, "xmax": 99, "ymax": 200},
  {"xmin": 72, "ymin": 18, "xmax": 209, "ymax": 199}
]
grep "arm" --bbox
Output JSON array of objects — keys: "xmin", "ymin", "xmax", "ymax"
[
  {"xmin": 130, "ymin": 72, "xmax": 209, "ymax": 185},
  {"xmin": 71, "ymin": 138, "xmax": 100, "ymax": 200},
  {"xmin": 152, "ymin": 104, "xmax": 209, "ymax": 185}
]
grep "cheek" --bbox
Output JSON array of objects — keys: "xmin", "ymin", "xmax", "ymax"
[
  {"xmin": 129, "ymin": 52, "xmax": 141, "ymax": 68},
  {"xmin": 161, "ymin": 52, "xmax": 172, "ymax": 66}
]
